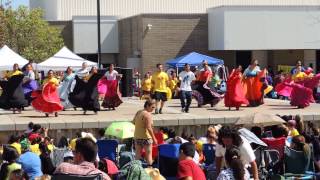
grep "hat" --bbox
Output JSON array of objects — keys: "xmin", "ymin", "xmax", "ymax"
[
  {"xmin": 20, "ymin": 138, "xmax": 30, "ymax": 151},
  {"xmin": 288, "ymin": 120, "xmax": 296, "ymax": 127},
  {"xmin": 63, "ymin": 150, "xmax": 74, "ymax": 158},
  {"xmin": 81, "ymin": 132, "xmax": 97, "ymax": 143}
]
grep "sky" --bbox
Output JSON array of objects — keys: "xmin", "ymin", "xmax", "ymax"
[{"xmin": 11, "ymin": 0, "xmax": 29, "ymax": 9}]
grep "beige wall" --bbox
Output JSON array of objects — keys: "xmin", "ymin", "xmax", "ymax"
[
  {"xmin": 252, "ymin": 50, "xmax": 268, "ymax": 69},
  {"xmin": 269, "ymin": 50, "xmax": 304, "ymax": 71},
  {"xmin": 304, "ymin": 50, "xmax": 316, "ymax": 69}
]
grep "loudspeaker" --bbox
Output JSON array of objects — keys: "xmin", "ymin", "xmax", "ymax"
[{"xmin": 114, "ymin": 67, "xmax": 133, "ymax": 97}]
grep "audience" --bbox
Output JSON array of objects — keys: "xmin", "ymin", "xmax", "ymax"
[
  {"xmin": 177, "ymin": 142, "xmax": 206, "ymax": 180},
  {"xmin": 0, "ymin": 145, "xmax": 21, "ymax": 180},
  {"xmin": 54, "ymin": 137, "xmax": 111, "ymax": 180},
  {"xmin": 17, "ymin": 138, "xmax": 43, "ymax": 180},
  {"xmin": 288, "ymin": 120, "xmax": 300, "ymax": 137},
  {"xmin": 39, "ymin": 142, "xmax": 55, "ymax": 175},
  {"xmin": 215, "ymin": 126, "xmax": 258, "ymax": 180},
  {"xmin": 9, "ymin": 169, "xmax": 29, "ymax": 180},
  {"xmin": 217, "ymin": 146, "xmax": 250, "ymax": 180}
]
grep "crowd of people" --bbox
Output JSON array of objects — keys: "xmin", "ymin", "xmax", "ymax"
[{"xmin": 1, "ymin": 106, "xmax": 319, "ymax": 180}]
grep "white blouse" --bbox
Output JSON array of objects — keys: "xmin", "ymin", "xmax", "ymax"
[{"xmin": 104, "ymin": 70, "xmax": 119, "ymax": 80}]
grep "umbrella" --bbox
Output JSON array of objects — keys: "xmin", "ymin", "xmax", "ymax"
[
  {"xmin": 236, "ymin": 113, "xmax": 286, "ymax": 126},
  {"xmin": 105, "ymin": 122, "xmax": 135, "ymax": 139}
]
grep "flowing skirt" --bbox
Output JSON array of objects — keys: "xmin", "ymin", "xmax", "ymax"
[
  {"xmin": 31, "ymin": 83, "xmax": 63, "ymax": 113},
  {"xmin": 285, "ymin": 82, "xmax": 314, "ymax": 108},
  {"xmin": 275, "ymin": 78, "xmax": 292, "ymax": 97},
  {"xmin": 193, "ymin": 81, "xmax": 223, "ymax": 107},
  {"xmin": 0, "ymin": 75, "xmax": 28, "ymax": 109},
  {"xmin": 224, "ymin": 71, "xmax": 248, "ymax": 108},
  {"xmin": 23, "ymin": 80, "xmax": 39, "ymax": 105},
  {"xmin": 59, "ymin": 78, "xmax": 75, "ymax": 109},
  {"xmin": 242, "ymin": 70, "xmax": 265, "ymax": 107},
  {"xmin": 102, "ymin": 80, "xmax": 123, "ymax": 108}
]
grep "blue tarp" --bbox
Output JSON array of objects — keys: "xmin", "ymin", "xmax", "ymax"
[{"xmin": 166, "ymin": 52, "xmax": 224, "ymax": 67}]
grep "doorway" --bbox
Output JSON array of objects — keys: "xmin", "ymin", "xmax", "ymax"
[
  {"xmin": 236, "ymin": 51, "xmax": 252, "ymax": 70},
  {"xmin": 317, "ymin": 50, "xmax": 320, "ymax": 73}
]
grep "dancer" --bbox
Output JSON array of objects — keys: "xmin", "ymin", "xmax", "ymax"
[
  {"xmin": 76, "ymin": 62, "xmax": 90, "ymax": 80},
  {"xmin": 292, "ymin": 65, "xmax": 307, "ymax": 82},
  {"xmin": 242, "ymin": 59, "xmax": 266, "ymax": 107},
  {"xmin": 0, "ymin": 63, "xmax": 28, "ymax": 113},
  {"xmin": 69, "ymin": 68, "xmax": 103, "ymax": 114},
  {"xmin": 151, "ymin": 63, "xmax": 169, "ymax": 114},
  {"xmin": 193, "ymin": 61, "xmax": 222, "ymax": 107},
  {"xmin": 31, "ymin": 70, "xmax": 63, "ymax": 117},
  {"xmin": 285, "ymin": 73, "xmax": 320, "ymax": 108},
  {"xmin": 178, "ymin": 63, "xmax": 196, "ymax": 113},
  {"xmin": 101, "ymin": 64, "xmax": 123, "ymax": 110},
  {"xmin": 22, "ymin": 64, "xmax": 39, "ymax": 105},
  {"xmin": 224, "ymin": 65, "xmax": 248, "ymax": 110},
  {"xmin": 58, "ymin": 66, "xmax": 75, "ymax": 110}
]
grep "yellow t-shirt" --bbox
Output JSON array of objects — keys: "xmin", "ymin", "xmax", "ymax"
[
  {"xmin": 69, "ymin": 138, "xmax": 77, "ymax": 151},
  {"xmin": 289, "ymin": 129, "xmax": 300, "ymax": 137},
  {"xmin": 142, "ymin": 78, "xmax": 152, "ymax": 91},
  {"xmin": 151, "ymin": 72, "xmax": 169, "ymax": 93},
  {"xmin": 30, "ymin": 144, "xmax": 41, "ymax": 156},
  {"xmin": 47, "ymin": 144, "xmax": 54, "ymax": 152},
  {"xmin": 169, "ymin": 78, "xmax": 179, "ymax": 91},
  {"xmin": 10, "ymin": 142, "xmax": 21, "ymax": 154}
]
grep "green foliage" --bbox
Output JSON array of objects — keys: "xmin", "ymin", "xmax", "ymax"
[{"xmin": 0, "ymin": 6, "xmax": 64, "ymax": 63}]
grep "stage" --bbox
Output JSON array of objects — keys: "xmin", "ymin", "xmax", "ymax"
[{"xmin": 0, "ymin": 98, "xmax": 320, "ymax": 132}]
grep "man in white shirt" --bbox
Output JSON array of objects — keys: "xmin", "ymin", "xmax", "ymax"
[
  {"xmin": 178, "ymin": 63, "xmax": 196, "ymax": 113},
  {"xmin": 215, "ymin": 126, "xmax": 259, "ymax": 180}
]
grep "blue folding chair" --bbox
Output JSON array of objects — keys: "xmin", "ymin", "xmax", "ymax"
[
  {"xmin": 158, "ymin": 144, "xmax": 181, "ymax": 180},
  {"xmin": 202, "ymin": 144, "xmax": 215, "ymax": 165},
  {"xmin": 97, "ymin": 139, "xmax": 118, "ymax": 162}
]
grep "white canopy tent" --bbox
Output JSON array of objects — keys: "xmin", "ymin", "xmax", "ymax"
[
  {"xmin": 38, "ymin": 47, "xmax": 97, "ymax": 71},
  {"xmin": 0, "ymin": 45, "xmax": 29, "ymax": 70}
]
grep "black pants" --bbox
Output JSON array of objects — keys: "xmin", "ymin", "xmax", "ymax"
[{"xmin": 180, "ymin": 90, "xmax": 192, "ymax": 111}]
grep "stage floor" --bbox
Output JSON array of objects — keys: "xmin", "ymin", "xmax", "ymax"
[{"xmin": 0, "ymin": 98, "xmax": 320, "ymax": 131}]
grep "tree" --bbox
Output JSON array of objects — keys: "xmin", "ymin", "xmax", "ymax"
[{"xmin": 0, "ymin": 6, "xmax": 64, "ymax": 63}]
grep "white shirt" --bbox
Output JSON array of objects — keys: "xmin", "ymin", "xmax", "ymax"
[
  {"xmin": 104, "ymin": 70, "xmax": 119, "ymax": 80},
  {"xmin": 178, "ymin": 71, "xmax": 195, "ymax": 91},
  {"xmin": 215, "ymin": 136, "xmax": 256, "ymax": 167}
]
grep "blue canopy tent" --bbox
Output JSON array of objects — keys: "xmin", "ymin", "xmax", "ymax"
[{"xmin": 166, "ymin": 52, "xmax": 224, "ymax": 68}]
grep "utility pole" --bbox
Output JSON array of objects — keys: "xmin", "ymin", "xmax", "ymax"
[{"xmin": 97, "ymin": 0, "xmax": 102, "ymax": 68}]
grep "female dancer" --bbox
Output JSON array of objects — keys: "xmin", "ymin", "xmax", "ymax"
[
  {"xmin": 224, "ymin": 65, "xmax": 248, "ymax": 110},
  {"xmin": 59, "ymin": 66, "xmax": 75, "ymax": 110},
  {"xmin": 101, "ymin": 64, "xmax": 123, "ymax": 110},
  {"xmin": 242, "ymin": 59, "xmax": 266, "ymax": 107},
  {"xmin": 0, "ymin": 63, "xmax": 28, "ymax": 113},
  {"xmin": 69, "ymin": 67, "xmax": 102, "ymax": 114},
  {"xmin": 31, "ymin": 70, "xmax": 63, "ymax": 117},
  {"xmin": 193, "ymin": 61, "xmax": 223, "ymax": 107},
  {"xmin": 22, "ymin": 64, "xmax": 39, "ymax": 105}
]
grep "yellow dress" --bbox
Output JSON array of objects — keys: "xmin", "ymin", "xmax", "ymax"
[
  {"xmin": 5, "ymin": 70, "xmax": 23, "ymax": 79},
  {"xmin": 43, "ymin": 77, "xmax": 59, "ymax": 86},
  {"xmin": 292, "ymin": 72, "xmax": 307, "ymax": 82}
]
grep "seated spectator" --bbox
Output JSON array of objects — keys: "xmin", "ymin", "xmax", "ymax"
[
  {"xmin": 215, "ymin": 126, "xmax": 258, "ymax": 180},
  {"xmin": 57, "ymin": 136, "xmax": 69, "ymax": 149},
  {"xmin": 97, "ymin": 128, "xmax": 106, "ymax": 140},
  {"xmin": 54, "ymin": 138, "xmax": 111, "ymax": 180},
  {"xmin": 43, "ymin": 137, "xmax": 54, "ymax": 152},
  {"xmin": 262, "ymin": 125, "xmax": 287, "ymax": 159},
  {"xmin": 309, "ymin": 127, "xmax": 320, "ymax": 171},
  {"xmin": 177, "ymin": 142, "xmax": 206, "ymax": 180},
  {"xmin": 198, "ymin": 125, "xmax": 221, "ymax": 145},
  {"xmin": 9, "ymin": 169, "xmax": 29, "ymax": 180},
  {"xmin": 294, "ymin": 115, "xmax": 305, "ymax": 135},
  {"xmin": 288, "ymin": 120, "xmax": 300, "ymax": 137},
  {"xmin": 63, "ymin": 151, "xmax": 74, "ymax": 163},
  {"xmin": 17, "ymin": 138, "xmax": 43, "ymax": 180},
  {"xmin": 217, "ymin": 146, "xmax": 250, "ymax": 180},
  {"xmin": 290, "ymin": 135, "xmax": 311, "ymax": 159},
  {"xmin": 29, "ymin": 137, "xmax": 41, "ymax": 156},
  {"xmin": 8, "ymin": 135, "xmax": 22, "ymax": 155},
  {"xmin": 0, "ymin": 145, "xmax": 21, "ymax": 180},
  {"xmin": 39, "ymin": 142, "xmax": 55, "ymax": 175}
]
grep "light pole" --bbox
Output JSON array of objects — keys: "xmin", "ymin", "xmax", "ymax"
[{"xmin": 97, "ymin": 0, "xmax": 102, "ymax": 68}]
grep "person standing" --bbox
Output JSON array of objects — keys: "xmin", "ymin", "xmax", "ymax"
[
  {"xmin": 141, "ymin": 73, "xmax": 152, "ymax": 99},
  {"xmin": 101, "ymin": 64, "xmax": 123, "ymax": 110},
  {"xmin": 59, "ymin": 66, "xmax": 75, "ymax": 110},
  {"xmin": 151, "ymin": 64, "xmax": 169, "ymax": 114},
  {"xmin": 178, "ymin": 63, "xmax": 195, "ymax": 113},
  {"xmin": 22, "ymin": 64, "xmax": 39, "ymax": 105},
  {"xmin": 133, "ymin": 99, "xmax": 158, "ymax": 167}
]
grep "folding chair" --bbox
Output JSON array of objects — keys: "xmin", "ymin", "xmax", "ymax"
[
  {"xmin": 284, "ymin": 146, "xmax": 314, "ymax": 179},
  {"xmin": 52, "ymin": 173, "xmax": 103, "ymax": 180},
  {"xmin": 97, "ymin": 139, "xmax": 118, "ymax": 162},
  {"xmin": 158, "ymin": 144, "xmax": 180, "ymax": 180}
]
